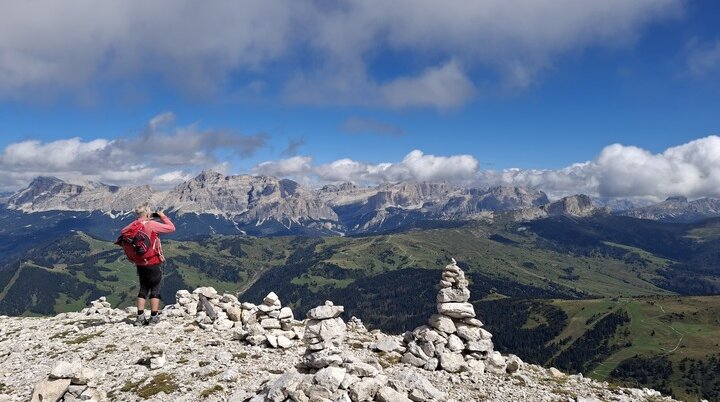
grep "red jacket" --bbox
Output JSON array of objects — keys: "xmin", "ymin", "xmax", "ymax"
[{"xmin": 121, "ymin": 215, "xmax": 176, "ymax": 266}]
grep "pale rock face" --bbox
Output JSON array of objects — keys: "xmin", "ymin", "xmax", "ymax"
[{"xmin": 160, "ymin": 171, "xmax": 339, "ymax": 224}]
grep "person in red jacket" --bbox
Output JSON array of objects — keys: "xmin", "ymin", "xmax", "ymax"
[{"xmin": 121, "ymin": 203, "xmax": 176, "ymax": 326}]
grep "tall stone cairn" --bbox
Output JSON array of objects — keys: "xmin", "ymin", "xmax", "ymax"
[
  {"xmin": 302, "ymin": 301, "xmax": 347, "ymax": 370},
  {"xmin": 402, "ymin": 258, "xmax": 494, "ymax": 373}
]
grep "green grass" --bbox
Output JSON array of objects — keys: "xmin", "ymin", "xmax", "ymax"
[{"xmin": 545, "ymin": 296, "xmax": 720, "ymax": 401}]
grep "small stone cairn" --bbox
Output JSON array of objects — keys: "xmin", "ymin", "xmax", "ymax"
[
  {"xmin": 401, "ymin": 258, "xmax": 519, "ymax": 374},
  {"xmin": 171, "ymin": 287, "xmax": 302, "ymax": 349},
  {"xmin": 80, "ymin": 297, "xmax": 112, "ymax": 315},
  {"xmin": 251, "ymin": 301, "xmax": 443, "ymax": 402}
]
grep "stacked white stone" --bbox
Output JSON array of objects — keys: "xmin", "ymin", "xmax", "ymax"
[
  {"xmin": 171, "ymin": 287, "xmax": 302, "ymax": 348},
  {"xmin": 250, "ymin": 301, "xmax": 438, "ymax": 402},
  {"xmin": 302, "ymin": 300, "xmax": 347, "ymax": 370},
  {"xmin": 235, "ymin": 291, "xmax": 301, "ymax": 349},
  {"xmin": 401, "ymin": 258, "xmax": 496, "ymax": 373},
  {"xmin": 80, "ymin": 296, "xmax": 112, "ymax": 315}
]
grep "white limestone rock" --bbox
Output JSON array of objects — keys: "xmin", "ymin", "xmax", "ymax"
[
  {"xmin": 314, "ymin": 366, "xmax": 346, "ymax": 392},
  {"xmin": 307, "ymin": 302, "xmax": 344, "ymax": 320},
  {"xmin": 428, "ymin": 314, "xmax": 456, "ymax": 334},
  {"xmin": 31, "ymin": 379, "xmax": 71, "ymax": 402},
  {"xmin": 376, "ymin": 386, "xmax": 412, "ymax": 402},
  {"xmin": 436, "ymin": 302, "xmax": 475, "ymax": 319}
]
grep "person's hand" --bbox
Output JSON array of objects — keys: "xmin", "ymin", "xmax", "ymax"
[{"xmin": 157, "ymin": 210, "xmax": 166, "ymax": 218}]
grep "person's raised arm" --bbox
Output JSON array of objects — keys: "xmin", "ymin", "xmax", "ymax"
[{"xmin": 149, "ymin": 210, "xmax": 175, "ymax": 234}]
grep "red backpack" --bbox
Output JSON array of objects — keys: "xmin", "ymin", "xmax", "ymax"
[{"xmin": 115, "ymin": 220, "xmax": 162, "ymax": 266}]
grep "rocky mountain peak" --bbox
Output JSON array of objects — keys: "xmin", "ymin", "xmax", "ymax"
[
  {"xmin": 544, "ymin": 194, "xmax": 596, "ymax": 216},
  {"xmin": 619, "ymin": 196, "xmax": 720, "ymax": 223}
]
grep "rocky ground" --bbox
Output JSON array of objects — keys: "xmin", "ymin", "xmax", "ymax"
[
  {"xmin": 0, "ymin": 261, "xmax": 682, "ymax": 402},
  {"xmin": 0, "ymin": 303, "xmax": 678, "ymax": 402}
]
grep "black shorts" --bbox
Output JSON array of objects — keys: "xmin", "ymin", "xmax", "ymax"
[{"xmin": 136, "ymin": 264, "xmax": 162, "ymax": 299}]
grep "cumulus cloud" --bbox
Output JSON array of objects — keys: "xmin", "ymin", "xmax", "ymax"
[
  {"xmin": 254, "ymin": 150, "xmax": 480, "ymax": 185},
  {"xmin": 250, "ymin": 136, "xmax": 720, "ymax": 201},
  {"xmin": 0, "ymin": 0, "xmax": 682, "ymax": 107},
  {"xmin": 0, "ymin": 112, "xmax": 268, "ymax": 191}
]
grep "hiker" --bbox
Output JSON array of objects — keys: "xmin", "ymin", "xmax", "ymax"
[{"xmin": 117, "ymin": 203, "xmax": 175, "ymax": 326}]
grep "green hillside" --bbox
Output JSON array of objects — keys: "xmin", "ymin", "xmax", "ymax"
[{"xmin": 479, "ymin": 296, "xmax": 720, "ymax": 401}]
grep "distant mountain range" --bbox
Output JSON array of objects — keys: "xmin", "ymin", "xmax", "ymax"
[
  {"xmin": 617, "ymin": 196, "xmax": 720, "ymax": 223},
  {"xmin": 4, "ymin": 171, "xmax": 720, "ymax": 237}
]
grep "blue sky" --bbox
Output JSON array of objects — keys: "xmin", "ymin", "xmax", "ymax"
[{"xmin": 1, "ymin": 1, "xmax": 719, "ymax": 199}]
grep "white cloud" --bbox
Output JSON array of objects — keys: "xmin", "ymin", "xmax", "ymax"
[
  {"xmin": 0, "ymin": 112, "xmax": 268, "ymax": 191},
  {"xmin": 250, "ymin": 136, "xmax": 720, "ymax": 201},
  {"xmin": 0, "ymin": 0, "xmax": 682, "ymax": 107},
  {"xmin": 254, "ymin": 150, "xmax": 480, "ymax": 185},
  {"xmin": 380, "ymin": 61, "xmax": 476, "ymax": 108}
]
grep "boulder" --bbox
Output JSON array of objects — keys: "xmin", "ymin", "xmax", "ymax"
[
  {"xmin": 439, "ymin": 352, "xmax": 465, "ymax": 373},
  {"xmin": 50, "ymin": 360, "xmax": 82, "ymax": 379},
  {"xmin": 193, "ymin": 287, "xmax": 218, "ymax": 299},
  {"xmin": 260, "ymin": 318, "xmax": 282, "ymax": 330},
  {"xmin": 31, "ymin": 379, "xmax": 71, "ymax": 402},
  {"xmin": 436, "ymin": 302, "xmax": 475, "ymax": 319},
  {"xmin": 401, "ymin": 352, "xmax": 427, "ymax": 368},
  {"xmin": 278, "ymin": 307, "xmax": 294, "ymax": 320},
  {"xmin": 71, "ymin": 367, "xmax": 96, "ymax": 385},
  {"xmin": 436, "ymin": 287, "xmax": 470, "ymax": 303},
  {"xmin": 376, "ymin": 386, "xmax": 412, "ymax": 402},
  {"xmin": 226, "ymin": 306, "xmax": 243, "ymax": 322},
  {"xmin": 346, "ymin": 362, "xmax": 379, "ymax": 377},
  {"xmin": 263, "ymin": 292, "xmax": 280, "ymax": 306},
  {"xmin": 428, "ymin": 314, "xmax": 456, "ymax": 334},
  {"xmin": 392, "ymin": 369, "xmax": 444, "ymax": 401},
  {"xmin": 314, "ymin": 367, "xmax": 346, "ymax": 392},
  {"xmin": 373, "ymin": 336, "xmax": 401, "ymax": 353},
  {"xmin": 348, "ymin": 375, "xmax": 387, "ymax": 402},
  {"xmin": 277, "ymin": 335, "xmax": 293, "ymax": 349},
  {"xmin": 307, "ymin": 302, "xmax": 344, "ymax": 320},
  {"xmin": 446, "ymin": 334, "xmax": 464, "ymax": 352},
  {"xmin": 486, "ymin": 351, "xmax": 507, "ymax": 374},
  {"xmin": 506, "ymin": 354, "xmax": 523, "ymax": 374}
]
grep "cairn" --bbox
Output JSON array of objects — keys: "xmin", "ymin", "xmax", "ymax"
[
  {"xmin": 171, "ymin": 287, "xmax": 302, "ymax": 348},
  {"xmin": 401, "ymin": 258, "xmax": 498, "ymax": 373},
  {"xmin": 80, "ymin": 297, "xmax": 112, "ymax": 315},
  {"xmin": 235, "ymin": 292, "xmax": 301, "ymax": 348},
  {"xmin": 251, "ymin": 301, "xmax": 442, "ymax": 402},
  {"xmin": 302, "ymin": 300, "xmax": 347, "ymax": 369}
]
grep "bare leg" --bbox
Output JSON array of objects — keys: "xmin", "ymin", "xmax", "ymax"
[
  {"xmin": 150, "ymin": 297, "xmax": 160, "ymax": 313},
  {"xmin": 136, "ymin": 297, "xmax": 146, "ymax": 312}
]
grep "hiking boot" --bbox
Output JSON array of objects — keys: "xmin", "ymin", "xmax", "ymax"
[
  {"xmin": 133, "ymin": 314, "xmax": 148, "ymax": 326},
  {"xmin": 148, "ymin": 314, "xmax": 161, "ymax": 326}
]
